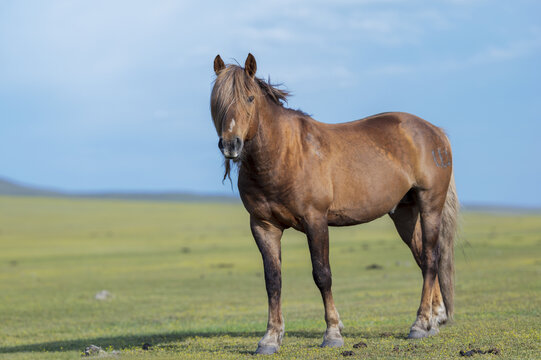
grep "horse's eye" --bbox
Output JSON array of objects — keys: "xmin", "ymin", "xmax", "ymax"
[{"xmin": 248, "ymin": 95, "xmax": 255, "ymax": 103}]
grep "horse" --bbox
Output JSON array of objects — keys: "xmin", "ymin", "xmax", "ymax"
[{"xmin": 210, "ymin": 53, "xmax": 459, "ymax": 355}]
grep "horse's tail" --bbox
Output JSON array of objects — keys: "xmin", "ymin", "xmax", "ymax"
[{"xmin": 438, "ymin": 172, "xmax": 459, "ymax": 320}]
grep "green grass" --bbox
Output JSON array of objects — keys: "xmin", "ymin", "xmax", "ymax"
[{"xmin": 0, "ymin": 196, "xmax": 540, "ymax": 359}]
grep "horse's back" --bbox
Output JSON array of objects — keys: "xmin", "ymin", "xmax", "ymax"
[
  {"xmin": 326, "ymin": 111, "xmax": 451, "ymax": 180},
  {"xmin": 331, "ymin": 111, "xmax": 446, "ymax": 143}
]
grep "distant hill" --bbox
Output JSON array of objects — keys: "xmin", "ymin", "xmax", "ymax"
[
  {"xmin": 0, "ymin": 177, "xmax": 238, "ymax": 203},
  {"xmin": 0, "ymin": 177, "xmax": 62, "ymax": 197},
  {"xmin": 76, "ymin": 192, "xmax": 239, "ymax": 203}
]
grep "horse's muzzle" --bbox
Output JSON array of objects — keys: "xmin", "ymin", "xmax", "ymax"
[{"xmin": 218, "ymin": 136, "xmax": 243, "ymax": 159}]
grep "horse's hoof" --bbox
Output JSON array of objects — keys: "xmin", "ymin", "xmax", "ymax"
[
  {"xmin": 255, "ymin": 344, "xmax": 279, "ymax": 355},
  {"xmin": 321, "ymin": 337, "xmax": 344, "ymax": 348},
  {"xmin": 408, "ymin": 329, "xmax": 429, "ymax": 339},
  {"xmin": 427, "ymin": 327, "xmax": 439, "ymax": 336}
]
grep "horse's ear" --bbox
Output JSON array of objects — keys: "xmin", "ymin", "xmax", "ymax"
[
  {"xmin": 244, "ymin": 53, "xmax": 257, "ymax": 79},
  {"xmin": 214, "ymin": 55, "xmax": 225, "ymax": 75}
]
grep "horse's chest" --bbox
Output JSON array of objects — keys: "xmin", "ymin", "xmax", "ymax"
[{"xmin": 238, "ymin": 176, "xmax": 302, "ymax": 229}]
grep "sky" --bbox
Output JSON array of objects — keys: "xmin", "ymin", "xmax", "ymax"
[{"xmin": 0, "ymin": 0, "xmax": 540, "ymax": 206}]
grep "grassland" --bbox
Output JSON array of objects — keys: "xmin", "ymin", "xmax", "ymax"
[{"xmin": 0, "ymin": 196, "xmax": 539, "ymax": 359}]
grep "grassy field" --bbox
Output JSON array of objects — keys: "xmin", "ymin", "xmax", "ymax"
[{"xmin": 0, "ymin": 196, "xmax": 539, "ymax": 359}]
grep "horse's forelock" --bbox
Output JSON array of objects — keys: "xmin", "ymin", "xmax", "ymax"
[{"xmin": 211, "ymin": 66, "xmax": 289, "ymax": 132}]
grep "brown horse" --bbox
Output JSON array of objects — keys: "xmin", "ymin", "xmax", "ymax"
[{"xmin": 210, "ymin": 53, "xmax": 459, "ymax": 355}]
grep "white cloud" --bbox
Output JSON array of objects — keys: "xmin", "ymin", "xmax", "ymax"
[
  {"xmin": 469, "ymin": 33, "xmax": 541, "ymax": 64},
  {"xmin": 360, "ymin": 29, "xmax": 541, "ymax": 78}
]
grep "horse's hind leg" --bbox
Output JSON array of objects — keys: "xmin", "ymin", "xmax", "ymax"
[
  {"xmin": 431, "ymin": 275, "xmax": 447, "ymax": 326},
  {"xmin": 389, "ymin": 194, "xmax": 446, "ymax": 338},
  {"xmin": 250, "ymin": 217, "xmax": 285, "ymax": 355},
  {"xmin": 304, "ymin": 213, "xmax": 344, "ymax": 348},
  {"xmin": 403, "ymin": 189, "xmax": 446, "ymax": 339}
]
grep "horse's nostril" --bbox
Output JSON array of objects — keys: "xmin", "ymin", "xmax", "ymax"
[
  {"xmin": 235, "ymin": 137, "xmax": 243, "ymax": 148},
  {"xmin": 219, "ymin": 137, "xmax": 242, "ymax": 158}
]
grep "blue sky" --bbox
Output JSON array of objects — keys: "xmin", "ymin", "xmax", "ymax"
[{"xmin": 0, "ymin": 0, "xmax": 540, "ymax": 206}]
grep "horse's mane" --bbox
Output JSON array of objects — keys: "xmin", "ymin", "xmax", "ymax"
[
  {"xmin": 255, "ymin": 76, "xmax": 290, "ymax": 105},
  {"xmin": 210, "ymin": 65, "xmax": 290, "ymax": 183}
]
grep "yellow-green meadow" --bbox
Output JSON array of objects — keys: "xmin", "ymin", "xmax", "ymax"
[{"xmin": 0, "ymin": 196, "xmax": 539, "ymax": 359}]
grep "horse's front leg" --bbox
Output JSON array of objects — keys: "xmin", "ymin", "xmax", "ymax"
[
  {"xmin": 305, "ymin": 214, "xmax": 344, "ymax": 348},
  {"xmin": 251, "ymin": 216, "xmax": 284, "ymax": 355}
]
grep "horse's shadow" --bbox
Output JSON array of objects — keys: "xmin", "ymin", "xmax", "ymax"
[
  {"xmin": 0, "ymin": 330, "xmax": 295, "ymax": 354},
  {"xmin": 0, "ymin": 329, "xmax": 407, "ymax": 354}
]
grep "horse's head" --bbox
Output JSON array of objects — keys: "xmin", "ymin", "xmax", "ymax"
[{"xmin": 210, "ymin": 53, "xmax": 260, "ymax": 160}]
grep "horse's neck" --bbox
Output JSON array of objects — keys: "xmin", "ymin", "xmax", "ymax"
[{"xmin": 243, "ymin": 105, "xmax": 298, "ymax": 175}]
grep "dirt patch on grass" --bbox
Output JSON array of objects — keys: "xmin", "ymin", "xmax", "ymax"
[
  {"xmin": 459, "ymin": 347, "xmax": 501, "ymax": 356},
  {"xmin": 366, "ymin": 263, "xmax": 383, "ymax": 270}
]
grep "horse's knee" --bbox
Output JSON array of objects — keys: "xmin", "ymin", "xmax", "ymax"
[{"xmin": 312, "ymin": 264, "xmax": 332, "ymax": 290}]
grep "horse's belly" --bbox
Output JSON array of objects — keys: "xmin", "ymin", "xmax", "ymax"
[
  {"xmin": 327, "ymin": 206, "xmax": 391, "ymax": 226},
  {"xmin": 327, "ymin": 172, "xmax": 411, "ymax": 226}
]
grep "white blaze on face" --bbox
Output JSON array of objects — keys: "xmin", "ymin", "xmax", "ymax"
[{"xmin": 228, "ymin": 118, "xmax": 236, "ymax": 133}]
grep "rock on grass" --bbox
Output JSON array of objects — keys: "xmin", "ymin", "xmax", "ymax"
[{"xmin": 94, "ymin": 290, "xmax": 113, "ymax": 301}]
